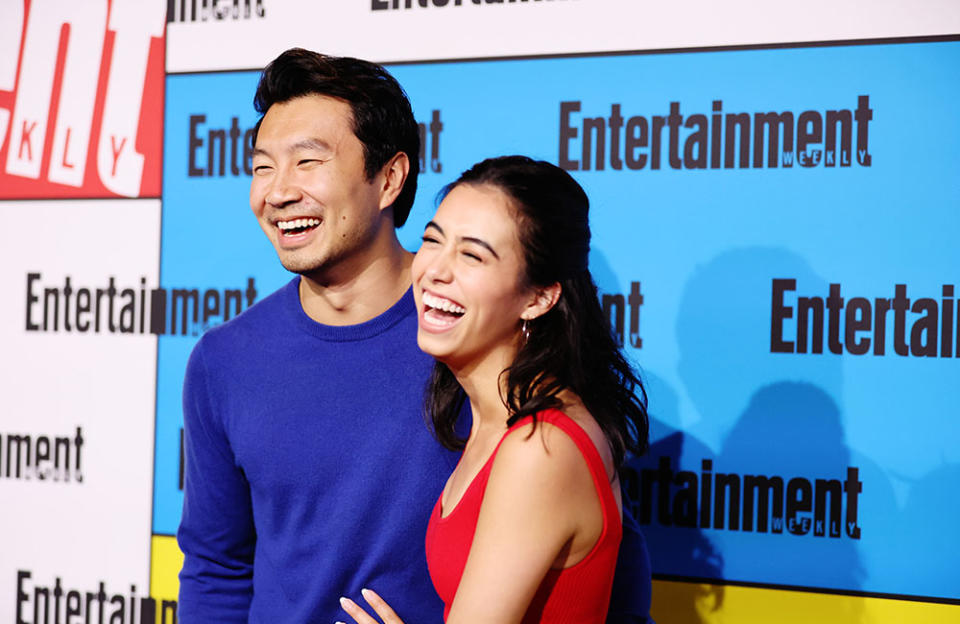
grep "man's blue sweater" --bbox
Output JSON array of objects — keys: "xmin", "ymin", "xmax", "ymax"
[
  {"xmin": 178, "ymin": 279, "xmax": 456, "ymax": 622},
  {"xmin": 178, "ymin": 278, "xmax": 652, "ymax": 623}
]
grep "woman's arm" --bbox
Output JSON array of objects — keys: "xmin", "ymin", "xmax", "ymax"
[
  {"xmin": 340, "ymin": 420, "xmax": 604, "ymax": 624},
  {"xmin": 446, "ymin": 420, "xmax": 603, "ymax": 623}
]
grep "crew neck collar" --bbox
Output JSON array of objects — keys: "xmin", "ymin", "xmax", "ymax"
[{"xmin": 283, "ymin": 277, "xmax": 416, "ymax": 342}]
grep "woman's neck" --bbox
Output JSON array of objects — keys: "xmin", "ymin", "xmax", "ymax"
[{"xmin": 448, "ymin": 347, "xmax": 516, "ymax": 435}]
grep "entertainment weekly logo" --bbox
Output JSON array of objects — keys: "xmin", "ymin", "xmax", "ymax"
[
  {"xmin": 185, "ymin": 109, "xmax": 445, "ymax": 178},
  {"xmin": 624, "ymin": 457, "xmax": 863, "ymax": 540},
  {"xmin": 24, "ymin": 272, "xmax": 259, "ymax": 337},
  {"xmin": 167, "ymin": 0, "xmax": 266, "ymax": 23},
  {"xmin": 0, "ymin": 425, "xmax": 85, "ymax": 484},
  {"xmin": 16, "ymin": 571, "xmax": 176, "ymax": 624},
  {"xmin": 372, "ymin": 0, "xmax": 572, "ymax": 10},
  {"xmin": 0, "ymin": 0, "xmax": 165, "ymax": 199},
  {"xmin": 559, "ymin": 96, "xmax": 873, "ymax": 172},
  {"xmin": 770, "ymin": 279, "xmax": 959, "ymax": 358}
]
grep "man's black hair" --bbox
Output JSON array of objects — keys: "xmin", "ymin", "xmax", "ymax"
[{"xmin": 252, "ymin": 48, "xmax": 420, "ymax": 227}]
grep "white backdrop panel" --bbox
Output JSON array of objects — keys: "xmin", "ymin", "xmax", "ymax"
[
  {"xmin": 167, "ymin": 0, "xmax": 960, "ymax": 72},
  {"xmin": 0, "ymin": 199, "xmax": 160, "ymax": 622}
]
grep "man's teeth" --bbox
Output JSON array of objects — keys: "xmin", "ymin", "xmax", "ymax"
[
  {"xmin": 277, "ymin": 218, "xmax": 321, "ymax": 231},
  {"xmin": 423, "ymin": 292, "xmax": 465, "ymax": 314}
]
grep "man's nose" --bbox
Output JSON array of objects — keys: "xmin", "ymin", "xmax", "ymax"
[{"xmin": 264, "ymin": 167, "xmax": 302, "ymax": 207}]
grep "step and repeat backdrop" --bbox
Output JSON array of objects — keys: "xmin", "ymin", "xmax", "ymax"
[{"xmin": 1, "ymin": 1, "xmax": 958, "ymax": 623}]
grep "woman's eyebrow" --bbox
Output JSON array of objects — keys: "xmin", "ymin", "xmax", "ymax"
[
  {"xmin": 425, "ymin": 221, "xmax": 500, "ymax": 259},
  {"xmin": 458, "ymin": 236, "xmax": 500, "ymax": 260}
]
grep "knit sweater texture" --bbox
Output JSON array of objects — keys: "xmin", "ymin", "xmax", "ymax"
[{"xmin": 177, "ymin": 278, "xmax": 456, "ymax": 623}]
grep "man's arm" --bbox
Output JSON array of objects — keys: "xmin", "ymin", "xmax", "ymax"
[
  {"xmin": 607, "ymin": 488, "xmax": 654, "ymax": 624},
  {"xmin": 177, "ymin": 341, "xmax": 256, "ymax": 623}
]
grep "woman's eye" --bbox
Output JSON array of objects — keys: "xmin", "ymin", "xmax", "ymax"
[
  {"xmin": 462, "ymin": 251, "xmax": 481, "ymax": 262},
  {"xmin": 421, "ymin": 235, "xmax": 440, "ymax": 244}
]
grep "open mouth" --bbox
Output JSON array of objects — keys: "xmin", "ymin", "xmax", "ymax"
[
  {"xmin": 422, "ymin": 291, "xmax": 466, "ymax": 327},
  {"xmin": 277, "ymin": 217, "xmax": 321, "ymax": 237}
]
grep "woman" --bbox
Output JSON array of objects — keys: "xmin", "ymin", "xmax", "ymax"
[{"xmin": 340, "ymin": 156, "xmax": 649, "ymax": 623}]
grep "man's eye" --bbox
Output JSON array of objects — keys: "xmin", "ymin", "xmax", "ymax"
[
  {"xmin": 421, "ymin": 235, "xmax": 440, "ymax": 244},
  {"xmin": 462, "ymin": 251, "xmax": 481, "ymax": 262}
]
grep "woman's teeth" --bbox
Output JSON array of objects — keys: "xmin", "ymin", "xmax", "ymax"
[{"xmin": 422, "ymin": 291, "xmax": 465, "ymax": 315}]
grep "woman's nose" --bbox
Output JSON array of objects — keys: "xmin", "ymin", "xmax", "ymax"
[{"xmin": 425, "ymin": 249, "xmax": 454, "ymax": 283}]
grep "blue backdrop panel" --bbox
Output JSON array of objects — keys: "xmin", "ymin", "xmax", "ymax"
[
  {"xmin": 155, "ymin": 41, "xmax": 960, "ymax": 601},
  {"xmin": 389, "ymin": 42, "xmax": 960, "ymax": 600},
  {"xmin": 154, "ymin": 71, "xmax": 287, "ymax": 534}
]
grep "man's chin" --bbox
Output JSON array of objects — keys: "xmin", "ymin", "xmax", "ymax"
[{"xmin": 276, "ymin": 252, "xmax": 326, "ymax": 276}]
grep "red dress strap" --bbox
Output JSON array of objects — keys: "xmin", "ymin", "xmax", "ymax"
[{"xmin": 425, "ymin": 408, "xmax": 622, "ymax": 623}]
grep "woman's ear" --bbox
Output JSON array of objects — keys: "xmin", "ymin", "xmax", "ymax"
[{"xmin": 521, "ymin": 282, "xmax": 562, "ymax": 321}]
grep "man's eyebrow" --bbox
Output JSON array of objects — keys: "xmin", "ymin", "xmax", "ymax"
[
  {"xmin": 424, "ymin": 221, "xmax": 444, "ymax": 235},
  {"xmin": 291, "ymin": 138, "xmax": 332, "ymax": 153},
  {"xmin": 251, "ymin": 138, "xmax": 332, "ymax": 159}
]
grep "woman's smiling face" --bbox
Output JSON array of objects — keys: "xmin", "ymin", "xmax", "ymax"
[{"xmin": 412, "ymin": 183, "xmax": 536, "ymax": 371}]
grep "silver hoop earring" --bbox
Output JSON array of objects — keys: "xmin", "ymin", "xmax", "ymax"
[{"xmin": 521, "ymin": 319, "xmax": 530, "ymax": 343}]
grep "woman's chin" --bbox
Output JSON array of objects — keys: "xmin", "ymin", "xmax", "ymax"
[{"xmin": 417, "ymin": 330, "xmax": 453, "ymax": 360}]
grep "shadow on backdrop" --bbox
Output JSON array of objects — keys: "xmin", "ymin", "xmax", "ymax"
[
  {"xmin": 718, "ymin": 382, "xmax": 866, "ymax": 622},
  {"xmin": 675, "ymin": 247, "xmax": 842, "ymax": 451},
  {"xmin": 595, "ymin": 244, "xmax": 728, "ymax": 624},
  {"xmin": 641, "ymin": 247, "xmax": 879, "ymax": 622},
  {"xmin": 623, "ymin": 371, "xmax": 725, "ymax": 624},
  {"xmin": 592, "ymin": 249, "xmax": 656, "ymax": 623},
  {"xmin": 899, "ymin": 461, "xmax": 960, "ymax": 597}
]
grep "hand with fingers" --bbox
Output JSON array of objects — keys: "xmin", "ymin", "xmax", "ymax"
[{"xmin": 338, "ymin": 588, "xmax": 407, "ymax": 624}]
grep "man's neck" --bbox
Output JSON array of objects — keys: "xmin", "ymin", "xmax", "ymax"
[{"xmin": 298, "ymin": 239, "xmax": 414, "ymax": 326}]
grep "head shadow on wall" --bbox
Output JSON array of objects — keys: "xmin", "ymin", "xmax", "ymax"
[
  {"xmin": 623, "ymin": 247, "xmax": 867, "ymax": 623},
  {"xmin": 593, "ymin": 248, "xmax": 722, "ymax": 623}
]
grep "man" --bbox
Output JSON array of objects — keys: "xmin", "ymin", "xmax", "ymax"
[{"xmin": 177, "ymin": 48, "xmax": 651, "ymax": 623}]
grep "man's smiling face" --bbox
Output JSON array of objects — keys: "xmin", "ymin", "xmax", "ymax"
[{"xmin": 249, "ymin": 95, "xmax": 387, "ymax": 281}]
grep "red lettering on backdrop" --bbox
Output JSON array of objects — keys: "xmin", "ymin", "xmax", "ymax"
[
  {"xmin": 60, "ymin": 126, "xmax": 74, "ymax": 168},
  {"xmin": 0, "ymin": 0, "xmax": 165, "ymax": 199},
  {"xmin": 17, "ymin": 119, "xmax": 36, "ymax": 161},
  {"xmin": 110, "ymin": 135, "xmax": 126, "ymax": 178}
]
